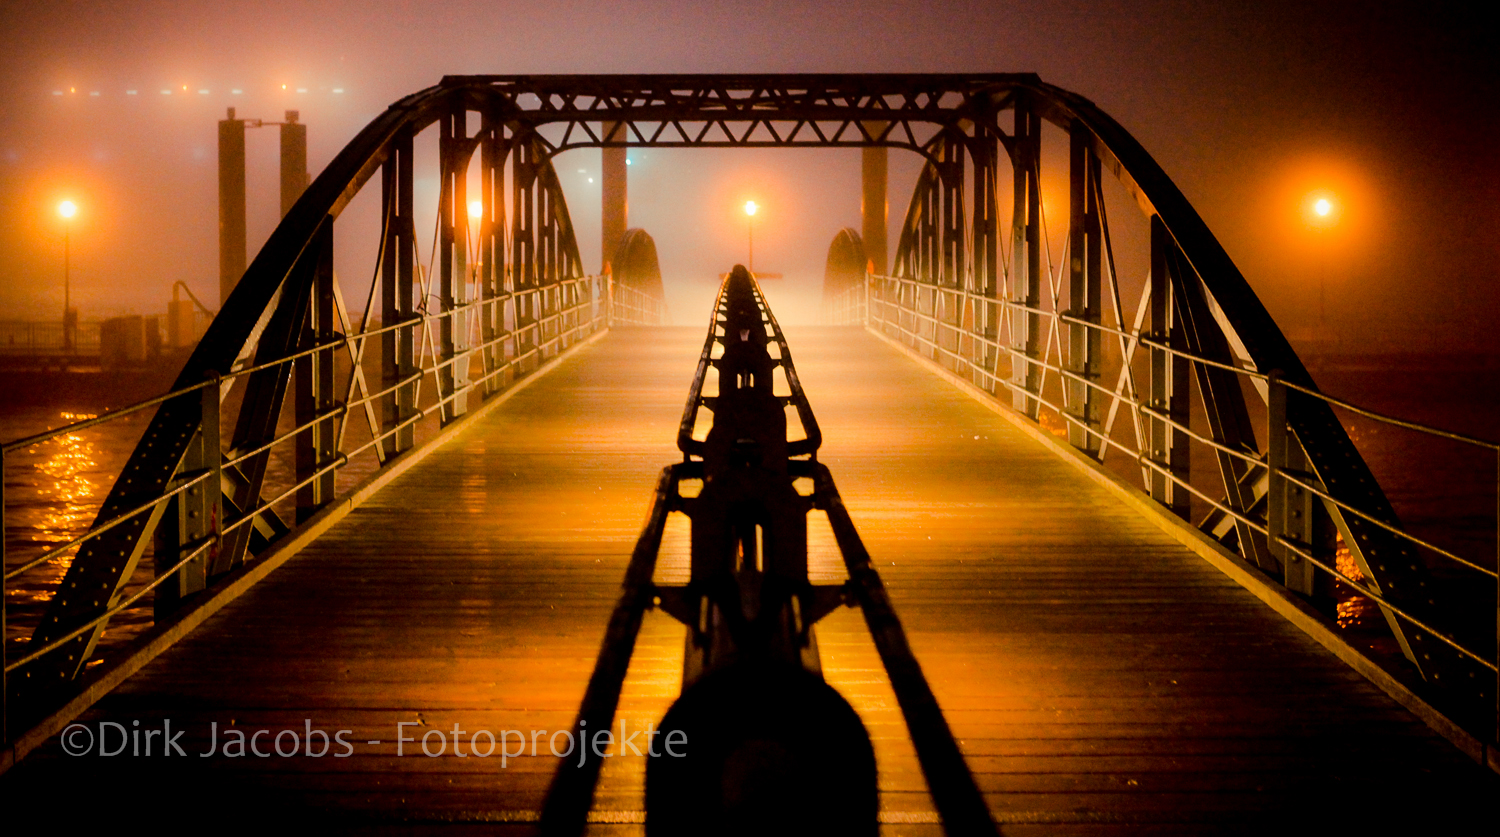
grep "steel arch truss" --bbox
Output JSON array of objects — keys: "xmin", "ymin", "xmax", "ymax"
[
  {"xmin": 869, "ymin": 81, "xmax": 1480, "ymax": 700},
  {"xmin": 17, "ymin": 88, "xmax": 601, "ymax": 703},
  {"xmin": 14, "ymin": 75, "xmax": 1481, "ymax": 724}
]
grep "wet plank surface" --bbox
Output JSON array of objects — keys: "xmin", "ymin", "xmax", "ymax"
[{"xmin": 4, "ymin": 325, "xmax": 1495, "ymax": 833}]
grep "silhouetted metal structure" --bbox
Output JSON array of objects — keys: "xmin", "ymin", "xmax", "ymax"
[
  {"xmin": 542, "ymin": 266, "xmax": 994, "ymax": 836},
  {"xmin": 4, "ymin": 74, "xmax": 1494, "ymax": 780}
]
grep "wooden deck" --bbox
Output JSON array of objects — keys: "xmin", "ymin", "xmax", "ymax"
[{"xmin": 4, "ymin": 325, "xmax": 1495, "ymax": 833}]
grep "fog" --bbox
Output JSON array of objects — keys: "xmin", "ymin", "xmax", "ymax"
[{"xmin": 1, "ymin": 0, "xmax": 1494, "ymax": 344}]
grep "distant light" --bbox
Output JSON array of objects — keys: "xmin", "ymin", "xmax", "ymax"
[
  {"xmin": 126, "ymin": 90, "xmax": 137, "ymax": 95},
  {"xmin": 182, "ymin": 85, "xmax": 187, "ymax": 91},
  {"xmin": 1314, "ymin": 198, "xmax": 1332, "ymax": 217},
  {"xmin": 626, "ymin": 158, "xmax": 632, "ymax": 165},
  {"xmin": 468, "ymin": 200, "xmax": 483, "ymax": 219},
  {"xmin": 744, "ymin": 200, "xmax": 758, "ymax": 216},
  {"xmin": 282, "ymin": 84, "xmax": 287, "ymax": 90},
  {"xmin": 198, "ymin": 89, "xmax": 210, "ymax": 95},
  {"xmin": 577, "ymin": 168, "xmax": 586, "ymax": 173},
  {"xmin": 231, "ymin": 89, "xmax": 242, "ymax": 95},
  {"xmin": 58, "ymin": 200, "xmax": 78, "ymax": 219},
  {"xmin": 52, "ymin": 90, "xmax": 62, "ymax": 96},
  {"xmin": 588, "ymin": 178, "xmax": 594, "ymax": 183},
  {"xmin": 70, "ymin": 87, "xmax": 76, "ymax": 93},
  {"xmin": 161, "ymin": 89, "xmax": 171, "ymax": 95},
  {"xmin": 332, "ymin": 88, "xmax": 344, "ymax": 94}
]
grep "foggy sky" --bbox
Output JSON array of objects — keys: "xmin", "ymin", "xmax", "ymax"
[{"xmin": 1, "ymin": 0, "xmax": 1494, "ymax": 347}]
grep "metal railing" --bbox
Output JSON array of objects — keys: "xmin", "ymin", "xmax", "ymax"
[
  {"xmin": 0, "ymin": 321, "xmax": 103, "ymax": 356},
  {"xmin": 0, "ymin": 273, "xmax": 665, "ymax": 743},
  {"xmin": 847, "ymin": 271, "xmax": 1499, "ymax": 746},
  {"xmin": 609, "ymin": 279, "xmax": 668, "ymax": 326}
]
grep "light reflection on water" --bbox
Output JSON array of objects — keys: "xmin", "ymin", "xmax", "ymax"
[{"xmin": 4, "ymin": 408, "xmax": 155, "ymax": 655}]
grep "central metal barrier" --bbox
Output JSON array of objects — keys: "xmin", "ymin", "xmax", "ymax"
[{"xmin": 541, "ymin": 267, "xmax": 997, "ymax": 836}]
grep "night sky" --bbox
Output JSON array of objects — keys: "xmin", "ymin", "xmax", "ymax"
[{"xmin": 1, "ymin": 0, "xmax": 1494, "ymax": 345}]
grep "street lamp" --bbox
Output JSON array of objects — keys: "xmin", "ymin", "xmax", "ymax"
[
  {"xmin": 58, "ymin": 200, "xmax": 78, "ymax": 350},
  {"xmin": 1306, "ymin": 193, "xmax": 1337, "ymax": 330},
  {"xmin": 744, "ymin": 200, "xmax": 758, "ymax": 271}
]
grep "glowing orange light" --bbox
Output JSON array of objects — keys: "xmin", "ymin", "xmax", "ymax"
[
  {"xmin": 744, "ymin": 200, "xmax": 758, "ymax": 216},
  {"xmin": 468, "ymin": 200, "xmax": 483, "ymax": 219},
  {"xmin": 1314, "ymin": 198, "xmax": 1332, "ymax": 217},
  {"xmin": 58, "ymin": 200, "xmax": 77, "ymax": 219}
]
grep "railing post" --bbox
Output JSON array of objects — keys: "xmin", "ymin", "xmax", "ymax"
[
  {"xmin": 296, "ymin": 218, "xmax": 336, "ymax": 523},
  {"xmin": 381, "ymin": 129, "xmax": 416, "ymax": 456},
  {"xmin": 154, "ymin": 377, "xmax": 220, "ymax": 619},
  {"xmin": 1148, "ymin": 215, "xmax": 1190, "ymax": 519},
  {"xmin": 1067, "ymin": 125, "xmax": 1102, "ymax": 454},
  {"xmin": 1009, "ymin": 96, "xmax": 1041, "ymax": 418},
  {"xmin": 1267, "ymin": 373, "xmax": 1315, "ymax": 595}
]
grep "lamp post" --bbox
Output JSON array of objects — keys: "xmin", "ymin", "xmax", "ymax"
[
  {"xmin": 744, "ymin": 200, "xmax": 758, "ymax": 271},
  {"xmin": 1309, "ymin": 194, "xmax": 1335, "ymax": 331},
  {"xmin": 58, "ymin": 200, "xmax": 77, "ymax": 350}
]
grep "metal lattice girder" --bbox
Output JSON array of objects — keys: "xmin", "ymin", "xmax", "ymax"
[{"xmin": 20, "ymin": 73, "xmax": 1466, "ymax": 704}]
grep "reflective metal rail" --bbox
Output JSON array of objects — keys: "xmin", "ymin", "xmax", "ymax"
[
  {"xmin": 827, "ymin": 264, "xmax": 1499, "ymax": 752},
  {"xmin": 542, "ymin": 267, "xmax": 995, "ymax": 836}
]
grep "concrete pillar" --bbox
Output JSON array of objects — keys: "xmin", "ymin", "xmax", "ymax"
[
  {"xmin": 861, "ymin": 143, "xmax": 887, "ymax": 276},
  {"xmin": 601, "ymin": 121, "xmax": 628, "ymax": 272},
  {"xmin": 280, "ymin": 110, "xmax": 308, "ymax": 218},
  {"xmin": 219, "ymin": 108, "xmax": 246, "ymax": 305}
]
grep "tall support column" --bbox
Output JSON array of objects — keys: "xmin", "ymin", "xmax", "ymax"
[
  {"xmin": 296, "ymin": 217, "xmax": 336, "ymax": 522},
  {"xmin": 381, "ymin": 129, "xmax": 416, "ymax": 456},
  {"xmin": 219, "ymin": 108, "xmax": 246, "ymax": 305},
  {"xmin": 971, "ymin": 129, "xmax": 1000, "ymax": 387},
  {"xmin": 514, "ymin": 136, "xmax": 539, "ymax": 373},
  {"xmin": 1149, "ymin": 215, "xmax": 1190, "ymax": 518},
  {"xmin": 1067, "ymin": 126, "xmax": 1103, "ymax": 453},
  {"xmin": 480, "ymin": 126, "xmax": 509, "ymax": 395},
  {"xmin": 602, "ymin": 121, "xmax": 628, "ymax": 273},
  {"xmin": 1009, "ymin": 100, "xmax": 1041, "ymax": 417},
  {"xmin": 438, "ymin": 109, "xmax": 471, "ymax": 421},
  {"xmin": 279, "ymin": 110, "xmax": 308, "ymax": 218},
  {"xmin": 861, "ymin": 139, "xmax": 888, "ymax": 277},
  {"xmin": 939, "ymin": 136, "xmax": 966, "ymax": 364}
]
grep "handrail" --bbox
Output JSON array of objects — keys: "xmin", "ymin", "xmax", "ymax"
[
  {"xmin": 1, "ymin": 273, "xmax": 664, "ymax": 722},
  {"xmin": 864, "ymin": 271, "xmax": 1499, "ymax": 739}
]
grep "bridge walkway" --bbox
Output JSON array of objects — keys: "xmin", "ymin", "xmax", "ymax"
[{"xmin": 3, "ymin": 326, "xmax": 1493, "ymax": 832}]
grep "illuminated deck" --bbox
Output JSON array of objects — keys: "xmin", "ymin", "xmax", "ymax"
[{"xmin": 4, "ymin": 326, "xmax": 1492, "ymax": 831}]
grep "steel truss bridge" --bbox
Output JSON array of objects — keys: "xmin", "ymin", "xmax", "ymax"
[{"xmin": 2, "ymin": 75, "xmax": 1497, "ymax": 830}]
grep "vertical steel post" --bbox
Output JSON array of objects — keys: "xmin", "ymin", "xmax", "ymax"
[
  {"xmin": 514, "ymin": 137, "xmax": 538, "ymax": 374},
  {"xmin": 479, "ymin": 128, "xmax": 501, "ymax": 395},
  {"xmin": 1149, "ymin": 216, "xmax": 1190, "ymax": 518},
  {"xmin": 862, "ymin": 138, "xmax": 888, "ymax": 277},
  {"xmin": 971, "ymin": 129, "xmax": 1000, "ymax": 388},
  {"xmin": 296, "ymin": 218, "xmax": 335, "ymax": 522},
  {"xmin": 219, "ymin": 108, "xmax": 246, "ymax": 305},
  {"xmin": 380, "ymin": 130, "xmax": 416, "ymax": 456},
  {"xmin": 602, "ymin": 121, "xmax": 628, "ymax": 274},
  {"xmin": 1067, "ymin": 126, "xmax": 1102, "ymax": 453},
  {"xmin": 279, "ymin": 110, "xmax": 308, "ymax": 218},
  {"xmin": 1009, "ymin": 99, "xmax": 1041, "ymax": 417},
  {"xmin": 438, "ymin": 110, "xmax": 468, "ymax": 421},
  {"xmin": 1268, "ymin": 374, "xmax": 1315, "ymax": 594}
]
